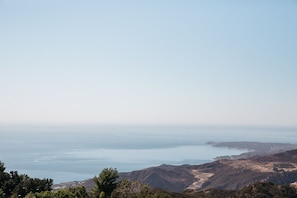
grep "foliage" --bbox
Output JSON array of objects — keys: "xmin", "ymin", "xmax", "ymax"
[
  {"xmin": 111, "ymin": 179, "xmax": 154, "ymax": 198},
  {"xmin": 27, "ymin": 190, "xmax": 53, "ymax": 198},
  {"xmin": 99, "ymin": 191, "xmax": 105, "ymax": 198},
  {"xmin": 93, "ymin": 168, "xmax": 119, "ymax": 198},
  {"xmin": 25, "ymin": 186, "xmax": 89, "ymax": 198},
  {"xmin": 53, "ymin": 186, "xmax": 89, "ymax": 198},
  {"xmin": 0, "ymin": 188, "xmax": 3, "ymax": 198},
  {"xmin": 236, "ymin": 182, "xmax": 297, "ymax": 198},
  {"xmin": 0, "ymin": 162, "xmax": 5, "ymax": 173},
  {"xmin": 110, "ymin": 182, "xmax": 297, "ymax": 198},
  {"xmin": 0, "ymin": 161, "xmax": 53, "ymax": 197}
]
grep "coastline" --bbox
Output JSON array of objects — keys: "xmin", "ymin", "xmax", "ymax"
[{"xmin": 208, "ymin": 141, "xmax": 297, "ymax": 160}]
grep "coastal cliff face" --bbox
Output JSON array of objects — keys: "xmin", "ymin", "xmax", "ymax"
[{"xmin": 54, "ymin": 143, "xmax": 297, "ymax": 193}]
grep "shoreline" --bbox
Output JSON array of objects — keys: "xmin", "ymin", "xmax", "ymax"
[{"xmin": 208, "ymin": 141, "xmax": 297, "ymax": 160}]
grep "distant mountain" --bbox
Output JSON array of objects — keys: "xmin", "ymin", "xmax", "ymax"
[{"xmin": 54, "ymin": 142, "xmax": 297, "ymax": 193}]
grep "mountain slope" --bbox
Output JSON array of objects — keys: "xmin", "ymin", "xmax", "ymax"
[
  {"xmin": 54, "ymin": 144, "xmax": 297, "ymax": 193},
  {"xmin": 118, "ymin": 148, "xmax": 297, "ymax": 192}
]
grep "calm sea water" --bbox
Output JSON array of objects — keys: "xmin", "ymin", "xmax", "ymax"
[{"xmin": 0, "ymin": 125, "xmax": 296, "ymax": 183}]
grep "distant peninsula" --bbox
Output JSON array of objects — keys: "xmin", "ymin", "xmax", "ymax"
[{"xmin": 208, "ymin": 141, "xmax": 297, "ymax": 160}]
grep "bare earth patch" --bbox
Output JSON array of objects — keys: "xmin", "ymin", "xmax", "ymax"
[{"xmin": 186, "ymin": 170, "xmax": 214, "ymax": 190}]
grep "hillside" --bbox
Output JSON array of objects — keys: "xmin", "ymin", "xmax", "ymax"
[
  {"xmin": 115, "ymin": 149, "xmax": 297, "ymax": 192},
  {"xmin": 54, "ymin": 142, "xmax": 297, "ymax": 193}
]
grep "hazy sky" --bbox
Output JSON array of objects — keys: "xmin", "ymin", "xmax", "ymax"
[{"xmin": 0, "ymin": 1, "xmax": 296, "ymax": 126}]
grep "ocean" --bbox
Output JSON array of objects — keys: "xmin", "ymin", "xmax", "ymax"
[{"xmin": 0, "ymin": 125, "xmax": 296, "ymax": 184}]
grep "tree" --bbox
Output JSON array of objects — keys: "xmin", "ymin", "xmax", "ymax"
[
  {"xmin": 0, "ymin": 161, "xmax": 53, "ymax": 197},
  {"xmin": 111, "ymin": 179, "xmax": 154, "ymax": 198},
  {"xmin": 0, "ymin": 161, "xmax": 10, "ymax": 196},
  {"xmin": 0, "ymin": 161, "xmax": 5, "ymax": 172},
  {"xmin": 93, "ymin": 168, "xmax": 119, "ymax": 198},
  {"xmin": 0, "ymin": 188, "xmax": 3, "ymax": 198},
  {"xmin": 25, "ymin": 186, "xmax": 89, "ymax": 198}
]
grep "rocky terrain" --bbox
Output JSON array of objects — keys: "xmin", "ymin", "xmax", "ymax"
[{"xmin": 54, "ymin": 142, "xmax": 297, "ymax": 193}]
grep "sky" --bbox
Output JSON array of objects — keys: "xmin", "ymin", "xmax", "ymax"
[{"xmin": 0, "ymin": 0, "xmax": 296, "ymax": 127}]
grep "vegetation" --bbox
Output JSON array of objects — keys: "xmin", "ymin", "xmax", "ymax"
[
  {"xmin": 0, "ymin": 161, "xmax": 52, "ymax": 197},
  {"xmin": 25, "ymin": 186, "xmax": 89, "ymax": 198},
  {"xmin": 111, "ymin": 179, "xmax": 157, "ymax": 198},
  {"xmin": 93, "ymin": 168, "xmax": 119, "ymax": 198},
  {"xmin": 236, "ymin": 182, "xmax": 297, "ymax": 198},
  {"xmin": 1, "ymin": 160, "xmax": 297, "ymax": 197}
]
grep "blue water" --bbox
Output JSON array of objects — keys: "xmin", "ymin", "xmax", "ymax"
[{"xmin": 0, "ymin": 125, "xmax": 296, "ymax": 183}]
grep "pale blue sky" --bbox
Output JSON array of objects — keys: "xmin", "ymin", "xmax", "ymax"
[{"xmin": 0, "ymin": 0, "xmax": 296, "ymax": 126}]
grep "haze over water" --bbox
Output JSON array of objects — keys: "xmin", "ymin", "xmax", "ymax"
[{"xmin": 0, "ymin": 125, "xmax": 296, "ymax": 183}]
